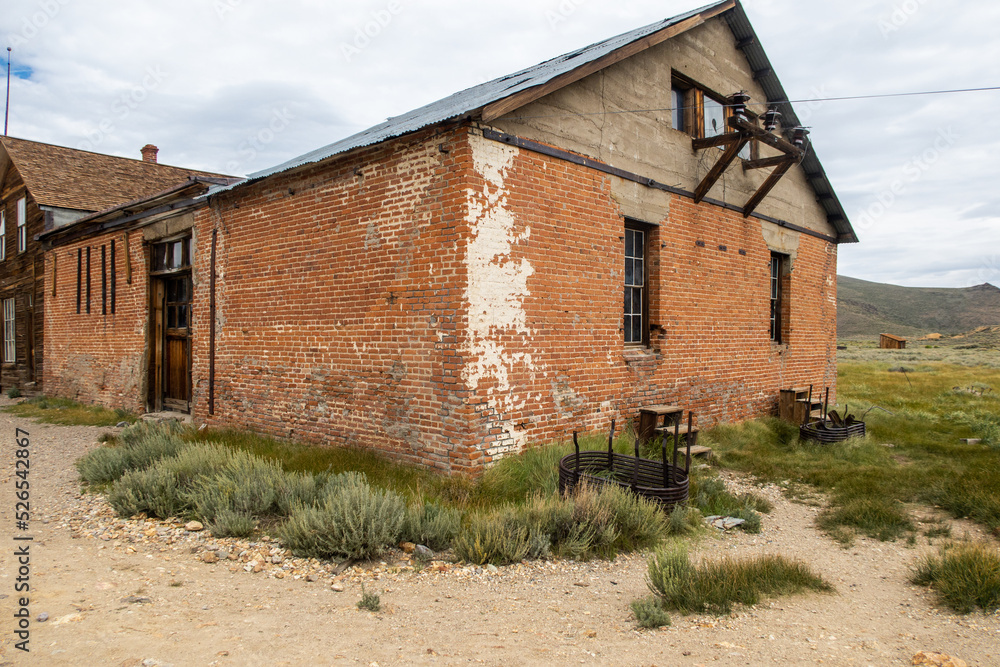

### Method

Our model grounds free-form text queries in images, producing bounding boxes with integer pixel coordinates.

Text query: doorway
[149,237,193,412]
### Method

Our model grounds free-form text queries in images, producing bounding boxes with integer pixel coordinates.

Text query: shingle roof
[0,135,229,213]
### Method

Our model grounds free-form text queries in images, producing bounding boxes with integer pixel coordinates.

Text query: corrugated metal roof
[226,1,729,188]
[220,0,855,243]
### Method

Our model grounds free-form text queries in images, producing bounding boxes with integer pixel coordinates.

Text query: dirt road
[1,410,998,666]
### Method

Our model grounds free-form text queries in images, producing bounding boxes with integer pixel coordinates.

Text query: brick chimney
[141,144,159,164]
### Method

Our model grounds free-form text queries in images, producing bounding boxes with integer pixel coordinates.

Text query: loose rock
[184,521,204,532]
[911,652,968,667]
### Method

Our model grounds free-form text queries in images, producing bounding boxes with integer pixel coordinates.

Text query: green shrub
[630,596,671,629]
[209,509,256,538]
[76,428,186,486]
[7,387,21,399]
[105,443,233,519]
[912,541,1000,613]
[275,470,331,516]
[454,507,531,565]
[592,483,668,554]
[402,502,462,551]
[665,504,702,536]
[76,447,131,486]
[647,543,832,614]
[691,477,763,533]
[107,466,186,518]
[187,450,286,521]
[278,473,407,560]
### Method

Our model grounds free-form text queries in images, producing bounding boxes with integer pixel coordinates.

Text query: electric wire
[504,85,1000,121]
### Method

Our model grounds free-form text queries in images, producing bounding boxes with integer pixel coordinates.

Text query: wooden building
[879,333,907,349]
[0,137,228,391]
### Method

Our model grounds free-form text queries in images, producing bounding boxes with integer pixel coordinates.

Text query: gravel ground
[1,404,999,666]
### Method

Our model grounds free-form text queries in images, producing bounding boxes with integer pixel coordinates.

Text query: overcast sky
[2,0,996,288]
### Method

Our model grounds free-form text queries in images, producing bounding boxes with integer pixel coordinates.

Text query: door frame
[147,235,193,413]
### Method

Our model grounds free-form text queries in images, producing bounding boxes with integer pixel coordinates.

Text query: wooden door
[162,275,192,411]
[151,274,192,412]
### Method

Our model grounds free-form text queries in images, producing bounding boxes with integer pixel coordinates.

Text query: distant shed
[880,333,907,349]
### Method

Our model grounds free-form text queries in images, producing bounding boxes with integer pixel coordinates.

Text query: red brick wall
[460,129,838,463]
[191,127,481,472]
[43,231,147,412]
[42,124,838,473]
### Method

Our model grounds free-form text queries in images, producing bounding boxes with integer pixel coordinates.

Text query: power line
[505,85,1000,121]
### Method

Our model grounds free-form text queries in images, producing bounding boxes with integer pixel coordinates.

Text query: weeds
[357,584,381,612]
[7,387,21,399]
[912,541,1000,613]
[630,596,671,629]
[646,543,832,614]
[454,507,531,566]
[401,502,462,551]
[691,477,763,533]
[4,396,138,426]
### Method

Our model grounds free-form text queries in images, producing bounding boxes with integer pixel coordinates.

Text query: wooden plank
[693,135,750,203]
[742,159,795,218]
[481,1,736,122]
[692,131,743,150]
[742,154,795,171]
[730,116,804,157]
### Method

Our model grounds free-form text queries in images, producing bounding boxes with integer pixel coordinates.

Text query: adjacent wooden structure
[879,333,906,349]
[779,386,823,425]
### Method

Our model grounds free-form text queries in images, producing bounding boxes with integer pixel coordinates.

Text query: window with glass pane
[152,238,192,272]
[0,211,5,261]
[671,88,685,132]
[624,227,645,345]
[770,252,783,343]
[16,198,26,253]
[3,297,14,362]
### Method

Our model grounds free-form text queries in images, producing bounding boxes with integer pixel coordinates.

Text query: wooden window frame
[671,73,757,161]
[624,219,652,347]
[16,197,26,254]
[769,251,787,344]
[86,246,92,314]
[3,297,14,363]
[76,249,82,314]
[110,240,116,314]
[0,211,5,261]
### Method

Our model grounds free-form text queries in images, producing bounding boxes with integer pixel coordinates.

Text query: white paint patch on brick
[464,134,535,457]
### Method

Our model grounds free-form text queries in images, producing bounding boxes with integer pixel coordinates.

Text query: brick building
[0,137,229,392]
[43,0,856,473]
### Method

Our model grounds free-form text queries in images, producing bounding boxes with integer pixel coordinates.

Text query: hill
[837,275,1000,339]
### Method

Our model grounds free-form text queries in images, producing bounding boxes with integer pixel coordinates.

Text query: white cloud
[1,0,996,287]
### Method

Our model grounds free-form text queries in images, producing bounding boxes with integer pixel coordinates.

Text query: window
[0,211,5,261]
[76,248,82,314]
[769,252,786,343]
[672,75,753,160]
[16,197,26,253]
[152,237,192,273]
[624,222,649,346]
[86,246,91,314]
[3,298,14,362]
